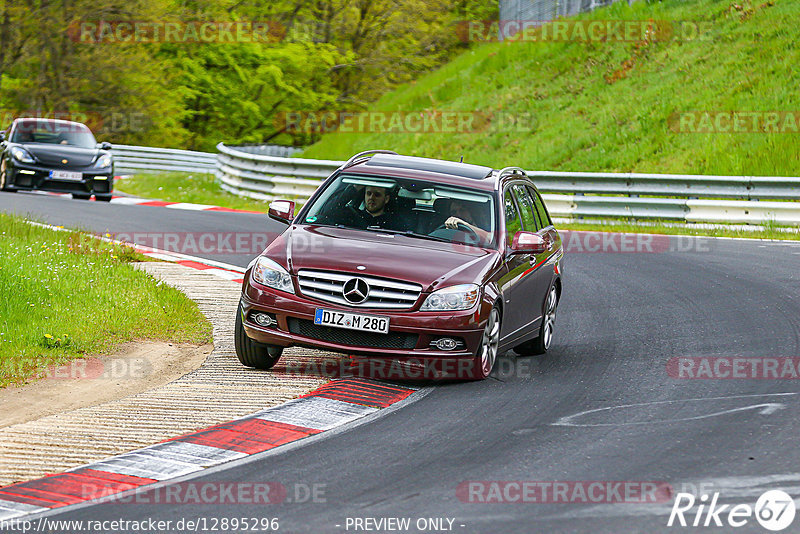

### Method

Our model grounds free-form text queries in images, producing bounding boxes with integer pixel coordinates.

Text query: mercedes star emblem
[342,277,369,304]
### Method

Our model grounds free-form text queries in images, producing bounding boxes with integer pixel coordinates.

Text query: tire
[95,194,112,202]
[468,306,501,380]
[0,159,15,192]
[72,193,91,200]
[234,304,282,370]
[515,285,558,356]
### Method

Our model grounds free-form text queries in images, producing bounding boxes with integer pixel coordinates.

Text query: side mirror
[268,200,295,224]
[510,231,547,254]
[99,141,112,150]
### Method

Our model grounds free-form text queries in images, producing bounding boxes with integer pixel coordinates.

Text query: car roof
[346,154,499,192]
[13,117,88,127]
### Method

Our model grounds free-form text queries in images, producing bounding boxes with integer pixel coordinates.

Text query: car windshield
[302,174,497,248]
[11,120,97,148]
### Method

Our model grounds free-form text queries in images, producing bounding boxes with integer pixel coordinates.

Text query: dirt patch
[0,341,212,428]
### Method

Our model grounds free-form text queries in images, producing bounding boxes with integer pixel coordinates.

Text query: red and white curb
[0,378,421,520]
[133,250,246,284]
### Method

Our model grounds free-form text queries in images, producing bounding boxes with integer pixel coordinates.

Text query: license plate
[49,170,82,181]
[314,308,389,334]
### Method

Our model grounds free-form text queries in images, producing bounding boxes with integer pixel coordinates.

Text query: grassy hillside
[301,0,800,177]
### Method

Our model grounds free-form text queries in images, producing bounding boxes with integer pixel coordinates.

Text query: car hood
[21,144,100,166]
[265,225,500,292]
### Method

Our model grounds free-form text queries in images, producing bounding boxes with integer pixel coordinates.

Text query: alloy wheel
[541,287,558,351]
[480,307,501,376]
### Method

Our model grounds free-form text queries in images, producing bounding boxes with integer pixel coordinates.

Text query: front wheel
[468,306,501,380]
[0,159,15,192]
[95,194,112,202]
[515,285,558,356]
[234,304,282,370]
[72,193,91,200]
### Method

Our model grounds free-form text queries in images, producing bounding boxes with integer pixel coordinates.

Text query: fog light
[434,338,458,351]
[253,313,275,327]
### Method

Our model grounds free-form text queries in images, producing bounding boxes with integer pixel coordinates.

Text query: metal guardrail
[231,145,302,158]
[215,142,340,199]
[527,171,800,200]
[213,143,800,225]
[112,144,216,175]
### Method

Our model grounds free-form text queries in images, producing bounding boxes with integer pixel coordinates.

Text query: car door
[529,185,562,261]
[499,183,556,346]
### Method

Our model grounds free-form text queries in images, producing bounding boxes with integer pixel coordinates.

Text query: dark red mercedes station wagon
[236,150,563,379]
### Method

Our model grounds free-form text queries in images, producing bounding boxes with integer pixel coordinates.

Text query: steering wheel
[433,221,480,241]
[345,204,362,218]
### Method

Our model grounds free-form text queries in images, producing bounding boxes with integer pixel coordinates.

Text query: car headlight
[421,284,480,311]
[10,147,34,163]
[251,256,294,293]
[96,154,112,168]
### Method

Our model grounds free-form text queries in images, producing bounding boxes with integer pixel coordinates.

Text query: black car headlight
[96,154,112,168]
[10,147,35,164]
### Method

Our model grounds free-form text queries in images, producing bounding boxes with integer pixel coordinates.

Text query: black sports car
[0,118,114,201]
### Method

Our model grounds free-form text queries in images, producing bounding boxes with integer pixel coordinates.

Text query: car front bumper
[240,279,486,361]
[8,161,113,195]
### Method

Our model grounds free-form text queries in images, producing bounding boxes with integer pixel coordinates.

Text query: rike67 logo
[668,490,796,531]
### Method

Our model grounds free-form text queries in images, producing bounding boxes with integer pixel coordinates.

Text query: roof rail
[497,166,528,179]
[341,149,398,169]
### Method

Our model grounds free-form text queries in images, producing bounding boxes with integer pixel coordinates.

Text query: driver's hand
[444,216,465,229]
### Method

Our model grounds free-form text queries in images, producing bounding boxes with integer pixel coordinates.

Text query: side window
[512,184,540,232]
[504,189,522,248]
[530,187,553,228]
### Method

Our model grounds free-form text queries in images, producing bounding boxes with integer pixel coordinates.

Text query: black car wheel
[515,285,558,356]
[72,193,91,200]
[95,194,112,202]
[0,159,15,192]
[234,304,283,370]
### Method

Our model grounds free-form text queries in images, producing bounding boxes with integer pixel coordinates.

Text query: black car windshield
[302,174,497,248]
[11,120,97,148]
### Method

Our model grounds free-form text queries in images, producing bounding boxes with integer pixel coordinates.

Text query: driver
[315,183,409,230]
[444,199,491,244]
[354,185,406,229]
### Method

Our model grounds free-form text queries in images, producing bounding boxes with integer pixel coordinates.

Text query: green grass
[0,214,213,388]
[300,0,800,177]
[116,172,274,212]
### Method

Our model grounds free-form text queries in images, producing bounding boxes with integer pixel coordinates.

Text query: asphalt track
[3,192,800,533]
